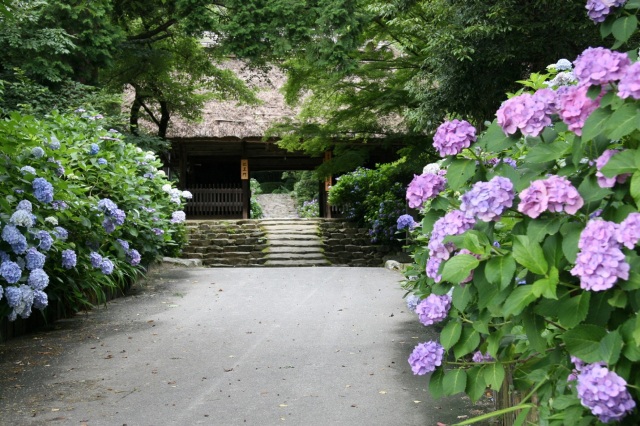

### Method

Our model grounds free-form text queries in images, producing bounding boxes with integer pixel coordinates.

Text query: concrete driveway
[0,265,492,425]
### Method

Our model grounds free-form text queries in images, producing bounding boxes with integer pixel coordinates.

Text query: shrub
[297,199,319,218]
[0,109,187,319]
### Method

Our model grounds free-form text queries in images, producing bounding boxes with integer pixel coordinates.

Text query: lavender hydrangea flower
[618,61,640,99]
[52,201,68,211]
[408,341,445,375]
[574,47,630,87]
[33,290,48,310]
[61,249,77,269]
[496,89,556,137]
[170,211,186,224]
[88,143,100,155]
[571,220,629,291]
[518,175,585,219]
[10,210,34,228]
[586,0,627,23]
[426,210,476,282]
[433,119,477,156]
[25,248,46,270]
[52,227,68,240]
[36,230,53,251]
[596,150,631,188]
[406,172,447,209]
[97,198,118,215]
[576,363,636,423]
[102,218,116,234]
[117,239,130,250]
[416,294,452,326]
[0,261,22,284]
[406,294,421,312]
[152,228,164,236]
[2,225,23,245]
[27,269,48,291]
[20,166,36,175]
[100,258,114,274]
[14,200,31,213]
[617,213,640,249]
[31,147,45,158]
[397,214,418,231]
[48,136,60,150]
[557,85,602,136]
[126,249,141,266]
[112,209,126,226]
[89,252,103,268]
[97,158,108,165]
[32,177,54,203]
[460,176,514,222]
[472,351,495,363]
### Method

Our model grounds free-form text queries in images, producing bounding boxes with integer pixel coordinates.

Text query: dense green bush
[0,109,187,319]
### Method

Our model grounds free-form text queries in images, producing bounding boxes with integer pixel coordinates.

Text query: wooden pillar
[179,143,187,188]
[241,158,250,219]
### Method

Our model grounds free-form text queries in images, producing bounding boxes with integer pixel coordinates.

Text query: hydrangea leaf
[608,290,628,308]
[620,318,640,361]
[483,362,505,391]
[452,283,474,311]
[446,159,476,191]
[420,210,441,236]
[581,107,610,142]
[634,313,640,347]
[428,368,445,399]
[552,395,581,410]
[560,325,607,363]
[599,330,623,365]
[443,368,467,396]
[523,310,547,353]
[527,217,564,243]
[465,366,487,403]
[585,292,614,327]
[453,326,480,359]
[605,103,640,140]
[532,269,558,300]
[600,149,638,177]
[626,0,640,9]
[525,140,568,164]
[502,285,536,317]
[478,120,515,152]
[631,171,640,209]
[557,292,591,329]
[612,15,638,46]
[440,320,462,350]
[512,235,548,275]
[484,254,516,290]
[441,254,479,284]
[476,264,502,309]
[560,222,583,263]
[472,309,491,335]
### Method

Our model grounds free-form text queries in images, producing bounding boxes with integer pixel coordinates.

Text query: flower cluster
[416,294,451,326]
[426,210,476,282]
[89,143,100,155]
[97,198,126,233]
[61,249,77,269]
[586,0,627,23]
[408,341,445,375]
[595,150,631,188]
[618,61,640,99]
[575,362,636,423]
[556,85,602,135]
[405,294,421,312]
[433,119,476,157]
[406,172,447,209]
[472,351,495,363]
[32,178,54,204]
[574,47,630,86]
[496,89,556,137]
[460,176,514,222]
[571,219,630,291]
[518,175,584,218]
[397,214,418,231]
[170,211,186,224]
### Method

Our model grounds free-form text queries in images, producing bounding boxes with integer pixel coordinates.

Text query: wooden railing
[184,184,243,217]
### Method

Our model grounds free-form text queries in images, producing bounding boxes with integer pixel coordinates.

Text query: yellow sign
[241,159,249,180]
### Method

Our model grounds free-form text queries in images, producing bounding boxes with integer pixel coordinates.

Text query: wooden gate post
[241,158,250,219]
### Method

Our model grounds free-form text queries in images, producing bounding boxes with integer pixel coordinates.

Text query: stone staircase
[182,219,393,267]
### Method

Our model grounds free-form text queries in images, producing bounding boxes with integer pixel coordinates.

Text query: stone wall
[318,219,392,267]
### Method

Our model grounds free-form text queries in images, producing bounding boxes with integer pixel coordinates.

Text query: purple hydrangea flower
[557,85,602,136]
[25,248,46,270]
[112,209,126,226]
[618,61,640,100]
[32,177,54,203]
[4,286,21,307]
[433,119,477,157]
[571,220,629,291]
[89,252,103,268]
[97,198,118,216]
[20,166,36,175]
[97,158,108,165]
[576,363,636,423]
[117,239,130,250]
[27,269,49,291]
[127,249,141,266]
[102,218,116,234]
[426,210,476,282]
[31,147,45,158]
[406,172,447,209]
[596,150,631,188]
[518,175,584,218]
[397,214,418,231]
[170,211,186,224]
[36,231,53,251]
[617,212,640,249]
[100,258,114,275]
[52,201,68,211]
[152,228,164,236]
[574,47,630,87]
[52,227,68,240]
[0,261,22,284]
[7,284,35,320]
[17,200,32,212]
[472,351,495,363]
[408,341,445,375]
[61,249,77,269]
[460,176,514,222]
[88,143,100,155]
[10,210,34,228]
[406,294,421,312]
[496,89,556,137]
[502,158,517,168]
[416,294,452,326]
[33,290,48,310]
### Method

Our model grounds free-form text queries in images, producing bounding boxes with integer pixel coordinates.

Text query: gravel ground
[255,194,299,218]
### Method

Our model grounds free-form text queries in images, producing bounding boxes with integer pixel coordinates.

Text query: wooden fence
[184,184,244,217]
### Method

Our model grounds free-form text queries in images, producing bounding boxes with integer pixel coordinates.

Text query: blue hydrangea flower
[100,258,114,274]
[49,136,61,150]
[32,177,54,203]
[406,294,421,312]
[36,230,53,251]
[0,285,3,302]
[61,249,77,269]
[112,209,126,226]
[102,218,116,234]
[31,147,45,158]
[117,239,130,250]
[144,172,154,179]
[88,143,100,155]
[397,214,418,231]
[11,237,28,255]
[33,290,48,309]
[89,252,103,268]
[27,269,49,291]
[4,286,21,307]
[25,248,46,270]
[0,261,22,284]
[2,225,22,245]
[127,249,141,266]
[52,227,68,240]
[97,198,118,216]
[170,211,186,224]
[10,210,34,228]
[152,228,164,236]
[0,251,9,262]
[52,201,68,211]
[17,200,33,212]
[20,166,36,176]
[97,158,108,165]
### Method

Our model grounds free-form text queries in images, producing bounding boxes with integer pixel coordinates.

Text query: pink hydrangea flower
[496,89,556,137]
[618,61,640,100]
[518,175,583,218]
[595,149,631,188]
[406,172,447,209]
[574,47,630,86]
[556,85,602,136]
[617,212,640,249]
[433,119,476,157]
[517,180,549,219]
[416,294,452,326]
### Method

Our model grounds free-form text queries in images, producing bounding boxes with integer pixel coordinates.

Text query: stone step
[262,259,331,267]
[264,252,327,260]
[267,239,323,247]
[265,246,324,254]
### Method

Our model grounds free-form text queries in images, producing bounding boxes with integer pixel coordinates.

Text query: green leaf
[527,217,563,243]
[484,254,516,290]
[476,264,501,309]
[561,325,608,362]
[634,313,640,347]
[581,107,610,142]
[525,140,568,163]
[503,285,536,317]
[620,317,640,361]
[608,290,628,308]
[453,326,481,359]
[523,310,547,353]
[80,216,92,228]
[483,363,505,391]
[534,267,559,299]
[631,171,640,209]
[512,235,548,275]
[558,292,591,329]
[612,15,638,45]
[428,368,445,399]
[606,103,640,140]
[466,366,487,403]
[452,283,474,311]
[560,222,583,263]
[421,210,441,235]
[600,149,638,177]
[552,395,580,410]
[441,254,479,284]
[462,231,491,255]
[443,369,467,396]
[479,120,516,152]
[577,175,613,203]
[440,320,462,350]
[599,330,623,364]
[447,159,476,191]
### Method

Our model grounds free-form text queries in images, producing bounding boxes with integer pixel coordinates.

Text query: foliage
[297,199,319,218]
[402,3,640,424]
[250,178,264,219]
[0,110,187,320]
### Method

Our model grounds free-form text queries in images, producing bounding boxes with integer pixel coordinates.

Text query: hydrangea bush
[0,110,187,320]
[401,2,640,423]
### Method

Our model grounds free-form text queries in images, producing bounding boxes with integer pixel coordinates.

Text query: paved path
[0,265,490,425]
